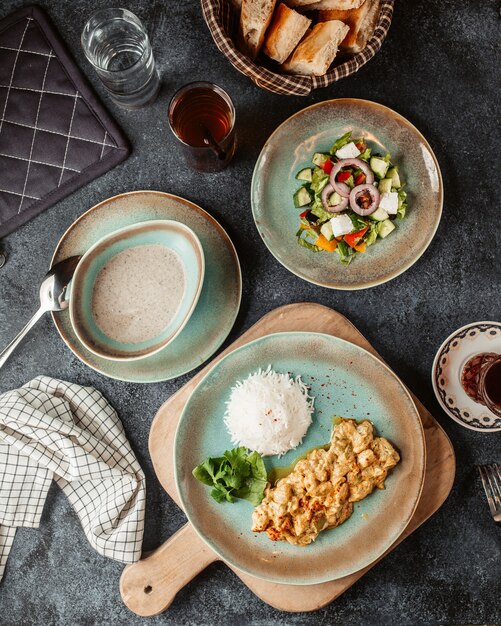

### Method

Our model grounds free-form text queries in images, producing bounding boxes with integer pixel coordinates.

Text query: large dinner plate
[175,332,426,585]
[51,191,241,383]
[251,99,443,290]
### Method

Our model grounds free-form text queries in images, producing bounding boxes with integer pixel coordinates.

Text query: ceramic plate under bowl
[432,321,501,432]
[251,99,443,290]
[70,220,204,361]
[51,191,241,383]
[175,332,426,585]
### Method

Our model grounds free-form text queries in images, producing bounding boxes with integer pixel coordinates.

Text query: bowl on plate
[69,220,205,361]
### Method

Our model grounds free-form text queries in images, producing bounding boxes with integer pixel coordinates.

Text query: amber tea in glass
[168,82,236,172]
[462,352,501,417]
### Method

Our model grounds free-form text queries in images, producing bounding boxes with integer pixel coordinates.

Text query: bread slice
[282,20,349,76]
[286,0,365,9]
[263,4,312,64]
[320,0,380,53]
[239,0,277,60]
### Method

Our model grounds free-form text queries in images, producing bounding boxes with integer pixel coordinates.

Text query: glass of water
[81,8,160,109]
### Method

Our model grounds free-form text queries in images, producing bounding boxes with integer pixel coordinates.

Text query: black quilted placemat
[0,5,130,238]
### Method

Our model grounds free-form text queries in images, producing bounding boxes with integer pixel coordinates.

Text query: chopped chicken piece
[251,418,400,546]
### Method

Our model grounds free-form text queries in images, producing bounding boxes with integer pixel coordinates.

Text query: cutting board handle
[120,523,216,616]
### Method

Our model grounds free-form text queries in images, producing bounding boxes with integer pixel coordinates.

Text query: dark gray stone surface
[0,0,500,624]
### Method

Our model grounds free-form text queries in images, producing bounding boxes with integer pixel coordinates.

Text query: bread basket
[201,0,394,96]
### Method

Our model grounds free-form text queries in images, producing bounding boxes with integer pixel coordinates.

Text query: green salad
[293,131,407,265]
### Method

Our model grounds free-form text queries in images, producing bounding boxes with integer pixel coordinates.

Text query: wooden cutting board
[120,304,456,616]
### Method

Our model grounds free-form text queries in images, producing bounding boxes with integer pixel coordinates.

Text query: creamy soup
[92,244,186,344]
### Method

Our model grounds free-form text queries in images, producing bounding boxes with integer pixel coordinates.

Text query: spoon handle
[0,306,46,369]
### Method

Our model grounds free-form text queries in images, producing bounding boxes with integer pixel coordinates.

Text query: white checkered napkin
[0,377,146,582]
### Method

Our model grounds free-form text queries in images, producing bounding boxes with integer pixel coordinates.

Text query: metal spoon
[0,255,81,369]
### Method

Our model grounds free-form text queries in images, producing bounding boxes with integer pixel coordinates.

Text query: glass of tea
[462,353,501,417]
[478,355,501,417]
[168,82,236,172]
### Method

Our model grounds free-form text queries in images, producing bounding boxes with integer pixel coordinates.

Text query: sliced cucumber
[368,207,390,222]
[377,219,396,238]
[387,167,401,188]
[320,221,334,241]
[296,167,313,182]
[370,157,390,179]
[312,152,329,167]
[293,186,313,208]
[378,178,393,194]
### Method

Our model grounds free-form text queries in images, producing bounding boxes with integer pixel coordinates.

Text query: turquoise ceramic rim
[50,191,242,383]
[251,98,444,290]
[174,330,426,584]
[68,220,205,362]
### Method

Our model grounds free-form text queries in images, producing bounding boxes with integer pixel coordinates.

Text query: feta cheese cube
[335,142,361,160]
[330,214,354,237]
[378,191,399,215]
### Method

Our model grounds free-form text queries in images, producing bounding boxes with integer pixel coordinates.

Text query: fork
[478,464,501,523]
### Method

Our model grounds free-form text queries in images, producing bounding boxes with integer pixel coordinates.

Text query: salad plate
[174,331,426,585]
[251,99,443,290]
[51,191,241,383]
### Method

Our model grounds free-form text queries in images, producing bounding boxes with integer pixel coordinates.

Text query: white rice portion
[224,366,314,456]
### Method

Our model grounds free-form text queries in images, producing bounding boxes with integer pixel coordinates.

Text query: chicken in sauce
[251,418,400,546]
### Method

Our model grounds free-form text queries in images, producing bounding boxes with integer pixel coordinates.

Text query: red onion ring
[349,184,380,216]
[330,157,375,197]
[321,183,349,213]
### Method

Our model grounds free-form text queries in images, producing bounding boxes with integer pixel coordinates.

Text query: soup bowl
[69,220,205,361]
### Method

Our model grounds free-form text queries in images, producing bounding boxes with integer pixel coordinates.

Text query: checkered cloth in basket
[201,0,394,95]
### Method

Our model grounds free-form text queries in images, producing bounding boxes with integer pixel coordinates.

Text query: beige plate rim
[175,330,427,585]
[251,98,444,290]
[50,190,242,383]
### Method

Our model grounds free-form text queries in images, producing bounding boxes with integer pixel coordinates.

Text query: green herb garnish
[192,447,267,505]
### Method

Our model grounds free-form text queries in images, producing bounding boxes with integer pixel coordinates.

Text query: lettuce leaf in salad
[397,189,407,219]
[310,199,335,223]
[343,173,355,189]
[330,131,352,155]
[359,146,372,162]
[297,229,322,252]
[365,222,379,246]
[336,240,356,265]
[310,167,329,194]
[347,211,368,232]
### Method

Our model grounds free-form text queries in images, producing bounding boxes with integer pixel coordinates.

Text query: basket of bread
[201,0,393,95]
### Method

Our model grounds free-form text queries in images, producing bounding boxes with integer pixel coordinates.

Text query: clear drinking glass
[168,82,236,172]
[81,8,160,109]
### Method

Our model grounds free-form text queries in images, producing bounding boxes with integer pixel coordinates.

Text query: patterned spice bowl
[201,0,394,95]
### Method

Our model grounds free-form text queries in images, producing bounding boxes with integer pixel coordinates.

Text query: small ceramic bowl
[69,220,205,361]
[432,321,501,432]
